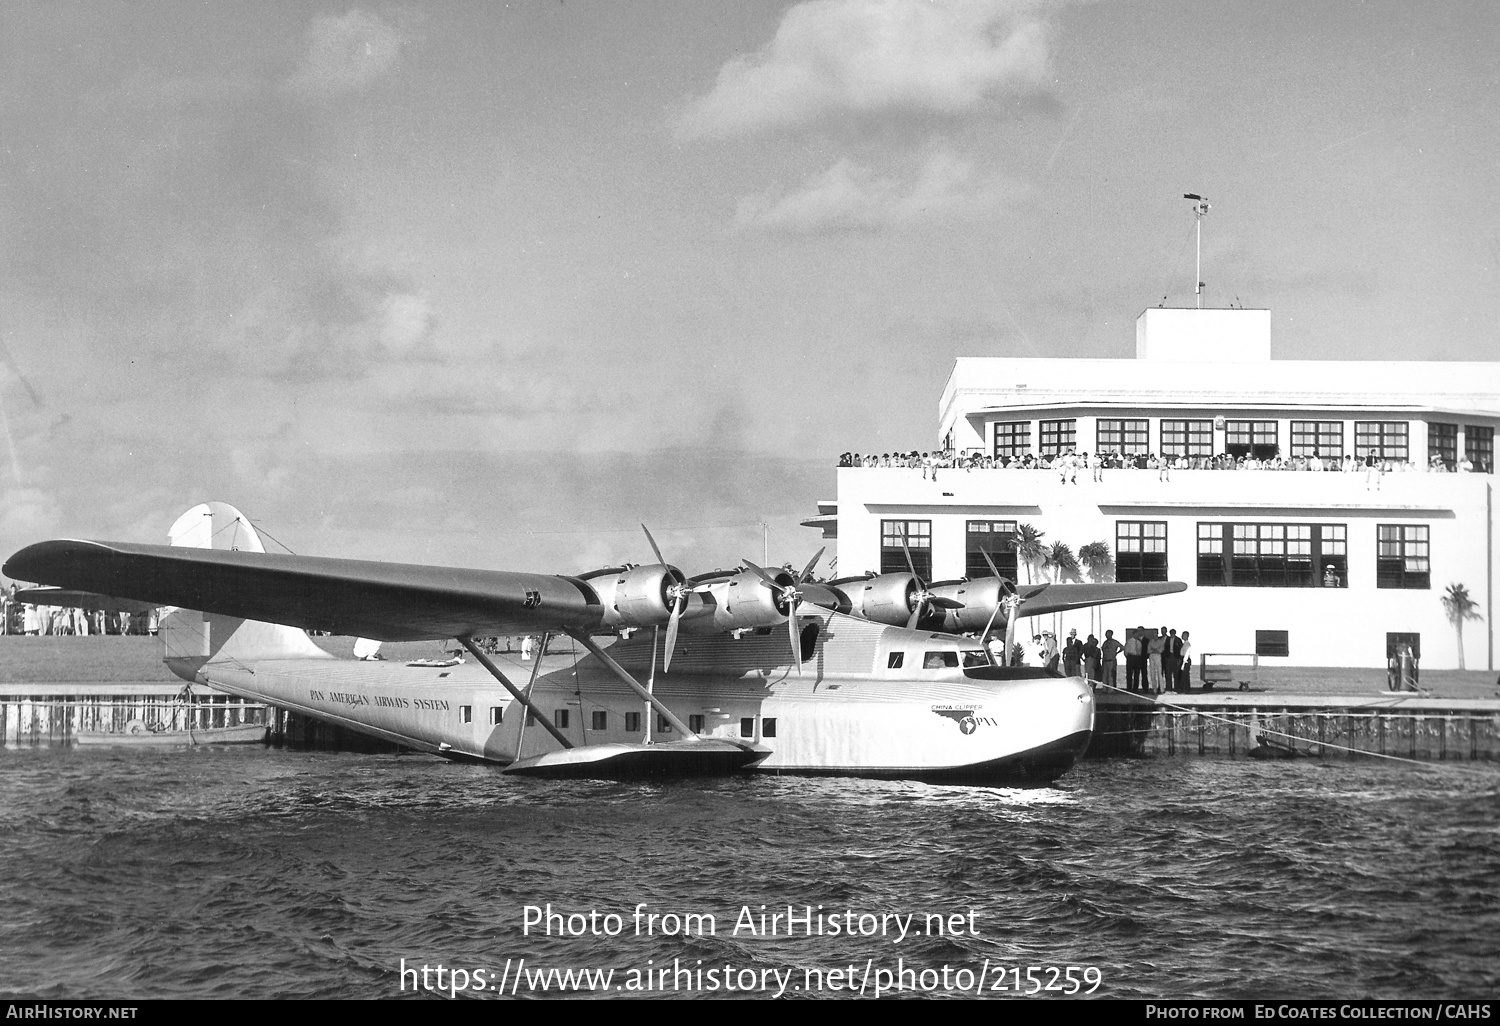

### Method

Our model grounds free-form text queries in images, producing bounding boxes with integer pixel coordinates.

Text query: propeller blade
[929,595,963,610]
[899,526,918,579]
[979,599,1004,667]
[788,607,802,677]
[906,601,923,631]
[740,557,777,587]
[663,592,684,673]
[641,524,667,567]
[798,546,825,584]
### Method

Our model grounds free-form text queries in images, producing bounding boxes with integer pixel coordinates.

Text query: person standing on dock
[1147,627,1167,693]
[1124,627,1145,691]
[1163,629,1183,693]
[1063,629,1082,677]
[1177,631,1193,691]
[1083,634,1102,684]
[1101,629,1122,689]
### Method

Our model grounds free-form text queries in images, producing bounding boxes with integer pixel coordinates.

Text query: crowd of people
[996,624,1194,693]
[0,585,158,635]
[839,449,1486,480]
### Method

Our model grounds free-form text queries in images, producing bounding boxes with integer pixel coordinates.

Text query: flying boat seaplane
[4,502,1184,783]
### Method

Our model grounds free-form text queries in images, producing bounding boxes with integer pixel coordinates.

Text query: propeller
[741,556,810,676]
[641,525,694,673]
[898,526,963,630]
[976,548,1022,665]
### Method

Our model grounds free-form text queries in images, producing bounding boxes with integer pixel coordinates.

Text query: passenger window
[762,718,777,738]
[887,652,905,669]
[923,651,959,669]
[961,651,989,668]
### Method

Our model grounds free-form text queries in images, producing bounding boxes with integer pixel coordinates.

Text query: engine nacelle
[931,577,1008,634]
[707,568,795,631]
[592,565,681,628]
[845,573,919,627]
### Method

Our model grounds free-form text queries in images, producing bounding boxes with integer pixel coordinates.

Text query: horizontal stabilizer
[1017,581,1187,618]
[3,539,604,642]
[11,587,159,615]
[503,739,769,779]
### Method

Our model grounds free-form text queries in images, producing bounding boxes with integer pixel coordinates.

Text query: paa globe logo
[931,706,993,735]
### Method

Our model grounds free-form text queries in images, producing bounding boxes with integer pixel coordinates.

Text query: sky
[1,0,1496,579]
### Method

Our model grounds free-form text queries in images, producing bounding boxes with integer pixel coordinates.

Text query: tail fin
[161,502,330,681]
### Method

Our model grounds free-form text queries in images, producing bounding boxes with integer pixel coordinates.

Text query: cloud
[376,292,435,353]
[285,9,407,98]
[678,0,1053,139]
[734,149,1018,233]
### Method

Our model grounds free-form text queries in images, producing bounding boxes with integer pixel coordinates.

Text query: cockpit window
[960,650,990,668]
[923,651,959,669]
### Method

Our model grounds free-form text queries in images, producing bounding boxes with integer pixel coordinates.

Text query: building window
[591,710,607,731]
[1290,421,1344,459]
[740,717,755,738]
[625,711,641,733]
[881,520,931,577]
[762,718,777,738]
[554,709,570,729]
[1197,523,1345,588]
[966,520,1018,580]
[1116,521,1167,582]
[1464,425,1493,473]
[657,714,673,733]
[1225,420,1278,459]
[688,714,705,733]
[489,706,504,725]
[1161,420,1214,458]
[1385,632,1421,660]
[993,421,1031,460]
[460,705,472,724]
[1097,419,1149,455]
[1039,419,1076,457]
[1255,630,1290,658]
[1355,421,1409,462]
[1319,525,1348,588]
[1377,525,1430,589]
[1428,422,1458,470]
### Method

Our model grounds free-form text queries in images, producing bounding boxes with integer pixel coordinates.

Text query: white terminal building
[811,307,1500,670]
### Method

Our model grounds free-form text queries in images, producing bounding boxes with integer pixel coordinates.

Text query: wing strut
[565,629,698,741]
[457,637,573,750]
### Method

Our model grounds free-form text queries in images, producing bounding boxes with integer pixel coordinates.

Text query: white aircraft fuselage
[173,609,1094,783]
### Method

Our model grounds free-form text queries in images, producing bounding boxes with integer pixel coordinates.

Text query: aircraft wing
[1016,581,1187,619]
[3,540,605,642]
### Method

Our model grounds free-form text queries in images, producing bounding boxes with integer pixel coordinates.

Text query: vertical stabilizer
[161,502,330,681]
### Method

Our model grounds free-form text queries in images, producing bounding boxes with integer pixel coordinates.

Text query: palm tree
[1077,541,1115,637]
[1043,541,1080,640]
[1077,541,1115,583]
[1045,541,1081,583]
[1013,524,1045,585]
[1440,583,1484,670]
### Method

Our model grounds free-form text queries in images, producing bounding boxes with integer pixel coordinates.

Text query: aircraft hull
[174,652,1095,785]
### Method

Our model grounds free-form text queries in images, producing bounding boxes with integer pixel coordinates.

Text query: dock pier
[1092,690,1500,761]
